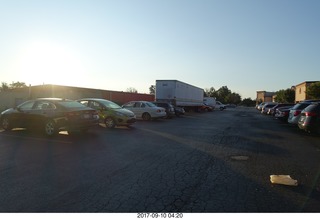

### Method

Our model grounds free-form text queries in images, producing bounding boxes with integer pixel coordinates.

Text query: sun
[17,40,87,86]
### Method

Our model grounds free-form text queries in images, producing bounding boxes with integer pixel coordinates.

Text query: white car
[122,101,166,120]
[216,101,226,110]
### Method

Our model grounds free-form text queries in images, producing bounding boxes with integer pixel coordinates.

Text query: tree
[226,92,242,104]
[306,82,320,99]
[1,81,27,92]
[274,88,295,103]
[216,86,231,103]
[126,87,138,93]
[205,86,242,104]
[204,87,217,97]
[149,85,155,95]
[10,81,27,89]
[241,98,256,107]
[0,82,9,92]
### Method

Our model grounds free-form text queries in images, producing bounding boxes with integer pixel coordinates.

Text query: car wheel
[105,117,116,128]
[142,113,151,121]
[1,116,12,131]
[44,120,57,136]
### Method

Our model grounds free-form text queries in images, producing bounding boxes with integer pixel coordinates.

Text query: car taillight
[305,112,317,117]
[293,110,301,116]
[157,109,161,113]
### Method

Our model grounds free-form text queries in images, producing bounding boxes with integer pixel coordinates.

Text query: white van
[203,97,216,110]
[216,101,226,110]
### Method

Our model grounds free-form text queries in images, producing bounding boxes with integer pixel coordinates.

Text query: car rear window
[303,103,320,112]
[292,103,310,110]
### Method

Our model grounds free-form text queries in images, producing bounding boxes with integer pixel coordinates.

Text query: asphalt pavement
[0,107,320,212]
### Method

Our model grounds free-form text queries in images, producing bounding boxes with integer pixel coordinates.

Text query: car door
[133,102,144,118]
[89,100,106,121]
[30,100,57,128]
[13,100,36,127]
[123,102,136,114]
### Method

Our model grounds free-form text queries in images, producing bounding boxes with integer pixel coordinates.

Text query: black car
[267,103,295,116]
[174,106,185,117]
[298,102,320,134]
[152,102,175,118]
[274,106,293,122]
[0,98,99,136]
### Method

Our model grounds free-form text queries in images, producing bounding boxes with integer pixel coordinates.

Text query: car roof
[78,98,109,101]
[36,98,70,101]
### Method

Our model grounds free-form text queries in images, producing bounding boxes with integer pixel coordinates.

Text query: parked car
[256,102,267,111]
[152,102,175,118]
[261,102,278,114]
[298,102,320,134]
[226,104,237,108]
[0,98,99,136]
[199,103,213,112]
[122,101,166,121]
[267,103,295,116]
[274,106,293,122]
[78,98,136,128]
[174,106,185,117]
[216,101,226,110]
[288,102,314,125]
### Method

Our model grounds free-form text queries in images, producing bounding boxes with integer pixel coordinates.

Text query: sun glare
[17,41,86,86]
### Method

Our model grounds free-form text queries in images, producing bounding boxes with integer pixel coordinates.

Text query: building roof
[295,81,319,87]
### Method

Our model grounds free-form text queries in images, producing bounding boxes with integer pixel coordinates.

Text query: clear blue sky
[1,0,319,99]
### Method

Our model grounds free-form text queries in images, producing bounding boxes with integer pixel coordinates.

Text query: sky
[0,0,319,99]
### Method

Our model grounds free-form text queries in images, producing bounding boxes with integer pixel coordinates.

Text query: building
[294,81,319,103]
[0,84,155,112]
[256,91,276,104]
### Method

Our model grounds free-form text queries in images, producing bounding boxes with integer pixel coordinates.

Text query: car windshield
[145,102,157,107]
[100,100,121,109]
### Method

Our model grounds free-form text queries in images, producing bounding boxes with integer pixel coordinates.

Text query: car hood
[115,108,135,116]
[1,108,16,115]
[154,107,165,111]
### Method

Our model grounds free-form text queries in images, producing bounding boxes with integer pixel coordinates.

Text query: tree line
[0,81,27,92]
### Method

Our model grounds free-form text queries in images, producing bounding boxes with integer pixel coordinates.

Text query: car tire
[105,117,116,128]
[142,113,151,121]
[44,120,57,136]
[1,116,12,131]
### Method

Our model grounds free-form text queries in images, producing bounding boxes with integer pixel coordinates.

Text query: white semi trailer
[155,80,204,111]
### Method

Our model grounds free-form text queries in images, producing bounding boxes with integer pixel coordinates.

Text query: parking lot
[0,107,320,212]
